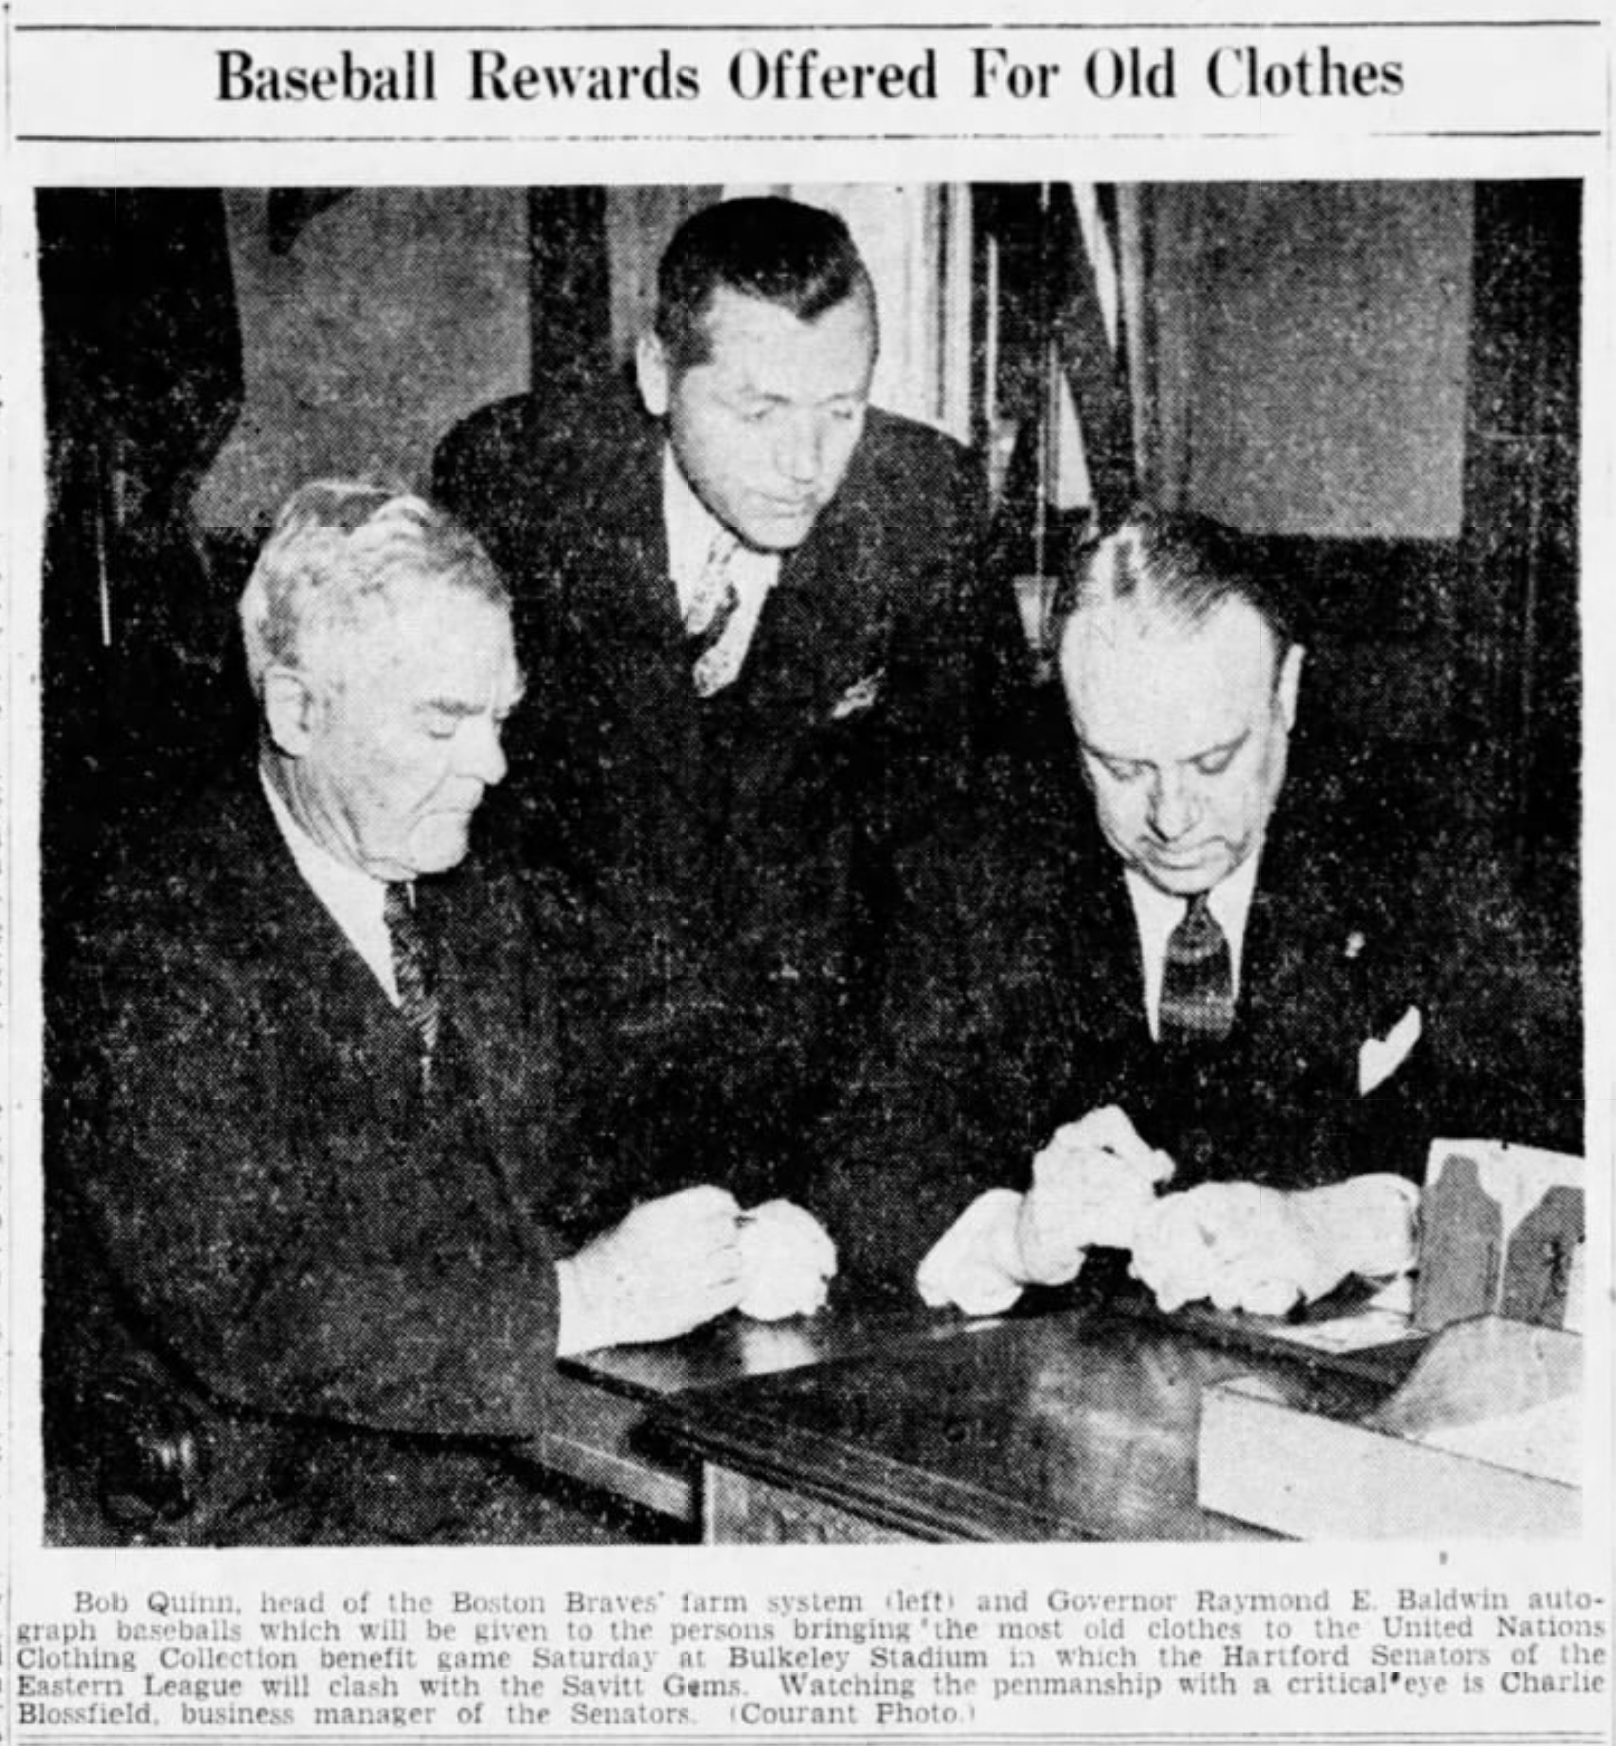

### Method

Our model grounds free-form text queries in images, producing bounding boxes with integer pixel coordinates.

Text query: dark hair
[653,196,876,374]
[1059,508,1300,656]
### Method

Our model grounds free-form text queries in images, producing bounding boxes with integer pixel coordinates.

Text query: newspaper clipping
[3,3,1612,1744]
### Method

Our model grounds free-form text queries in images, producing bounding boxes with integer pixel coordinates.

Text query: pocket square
[830,668,884,720]
[1358,1005,1423,1096]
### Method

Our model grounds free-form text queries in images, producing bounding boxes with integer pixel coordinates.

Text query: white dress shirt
[260,765,400,1004]
[1124,848,1262,1039]
[663,446,779,677]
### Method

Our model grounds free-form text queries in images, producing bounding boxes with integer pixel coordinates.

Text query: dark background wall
[1151,182,1473,540]
[195,188,531,535]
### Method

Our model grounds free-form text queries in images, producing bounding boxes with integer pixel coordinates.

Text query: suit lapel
[222,792,419,1154]
[1237,799,1369,1096]
[424,870,557,1231]
[794,410,907,687]
[1040,806,1153,1113]
[717,567,833,823]
[716,478,897,831]
[752,493,879,707]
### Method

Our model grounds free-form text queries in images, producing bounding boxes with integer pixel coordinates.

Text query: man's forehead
[698,285,875,377]
[355,584,516,688]
[1064,598,1280,750]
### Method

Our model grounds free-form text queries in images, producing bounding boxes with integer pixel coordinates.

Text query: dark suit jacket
[47,776,632,1539]
[811,769,1583,1293]
[434,386,1026,1197]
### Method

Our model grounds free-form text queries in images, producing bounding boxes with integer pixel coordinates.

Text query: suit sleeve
[805,827,1068,1294]
[62,931,567,1442]
[878,428,1031,802]
[430,399,605,876]
[1414,842,1582,1155]
[429,396,537,583]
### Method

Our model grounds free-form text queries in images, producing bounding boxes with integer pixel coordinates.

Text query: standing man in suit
[48,482,833,1544]
[813,510,1580,1311]
[436,195,1025,1208]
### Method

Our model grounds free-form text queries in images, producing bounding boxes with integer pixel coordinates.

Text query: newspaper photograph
[2,3,1611,1743]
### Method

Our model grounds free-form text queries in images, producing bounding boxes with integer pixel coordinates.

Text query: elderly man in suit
[47,482,834,1544]
[434,196,1025,1210]
[812,510,1580,1312]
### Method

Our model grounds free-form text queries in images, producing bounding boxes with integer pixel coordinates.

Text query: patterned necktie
[384,881,441,1088]
[684,529,744,697]
[1158,892,1236,1048]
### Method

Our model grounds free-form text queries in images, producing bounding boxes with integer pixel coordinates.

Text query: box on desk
[1198,1317,1581,1538]
[1412,1141,1584,1333]
[1196,1141,1584,1539]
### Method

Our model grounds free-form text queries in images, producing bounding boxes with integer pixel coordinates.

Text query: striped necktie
[1158,892,1235,1048]
[684,530,744,697]
[384,881,441,1088]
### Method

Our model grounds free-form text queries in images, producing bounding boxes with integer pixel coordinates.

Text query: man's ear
[262,666,319,758]
[1277,642,1305,731]
[635,331,672,419]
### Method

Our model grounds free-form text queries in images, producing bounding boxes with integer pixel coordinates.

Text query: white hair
[237,480,508,696]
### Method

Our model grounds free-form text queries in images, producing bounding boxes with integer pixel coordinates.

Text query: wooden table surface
[636,1294,1414,1541]
[537,1292,972,1522]
[559,1291,974,1402]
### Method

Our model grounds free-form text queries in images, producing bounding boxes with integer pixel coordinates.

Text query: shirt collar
[1125,842,1263,983]
[661,444,780,604]
[662,443,715,593]
[259,761,390,925]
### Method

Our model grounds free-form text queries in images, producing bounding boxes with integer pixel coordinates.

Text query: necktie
[384,881,441,1089]
[1158,892,1235,1048]
[684,530,744,697]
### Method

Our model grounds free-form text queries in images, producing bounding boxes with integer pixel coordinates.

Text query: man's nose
[460,718,508,788]
[1148,770,1198,841]
[773,411,825,486]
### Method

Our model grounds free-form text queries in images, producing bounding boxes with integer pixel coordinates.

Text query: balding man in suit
[812,510,1579,1313]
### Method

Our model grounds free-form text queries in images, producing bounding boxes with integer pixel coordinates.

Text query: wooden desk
[535,1298,968,1527]
[648,1302,1410,1543]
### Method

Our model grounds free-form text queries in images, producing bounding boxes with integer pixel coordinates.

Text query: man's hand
[1130,1184,1314,1315]
[1130,1175,1419,1316]
[1291,1174,1421,1288]
[736,1200,837,1321]
[559,1186,744,1353]
[916,1189,1028,1316]
[1016,1106,1175,1286]
[916,1108,1174,1314]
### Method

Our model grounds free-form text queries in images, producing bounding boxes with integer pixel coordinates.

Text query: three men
[47,203,1582,1539]
[436,196,1025,1207]
[48,483,830,1544]
[812,510,1580,1310]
